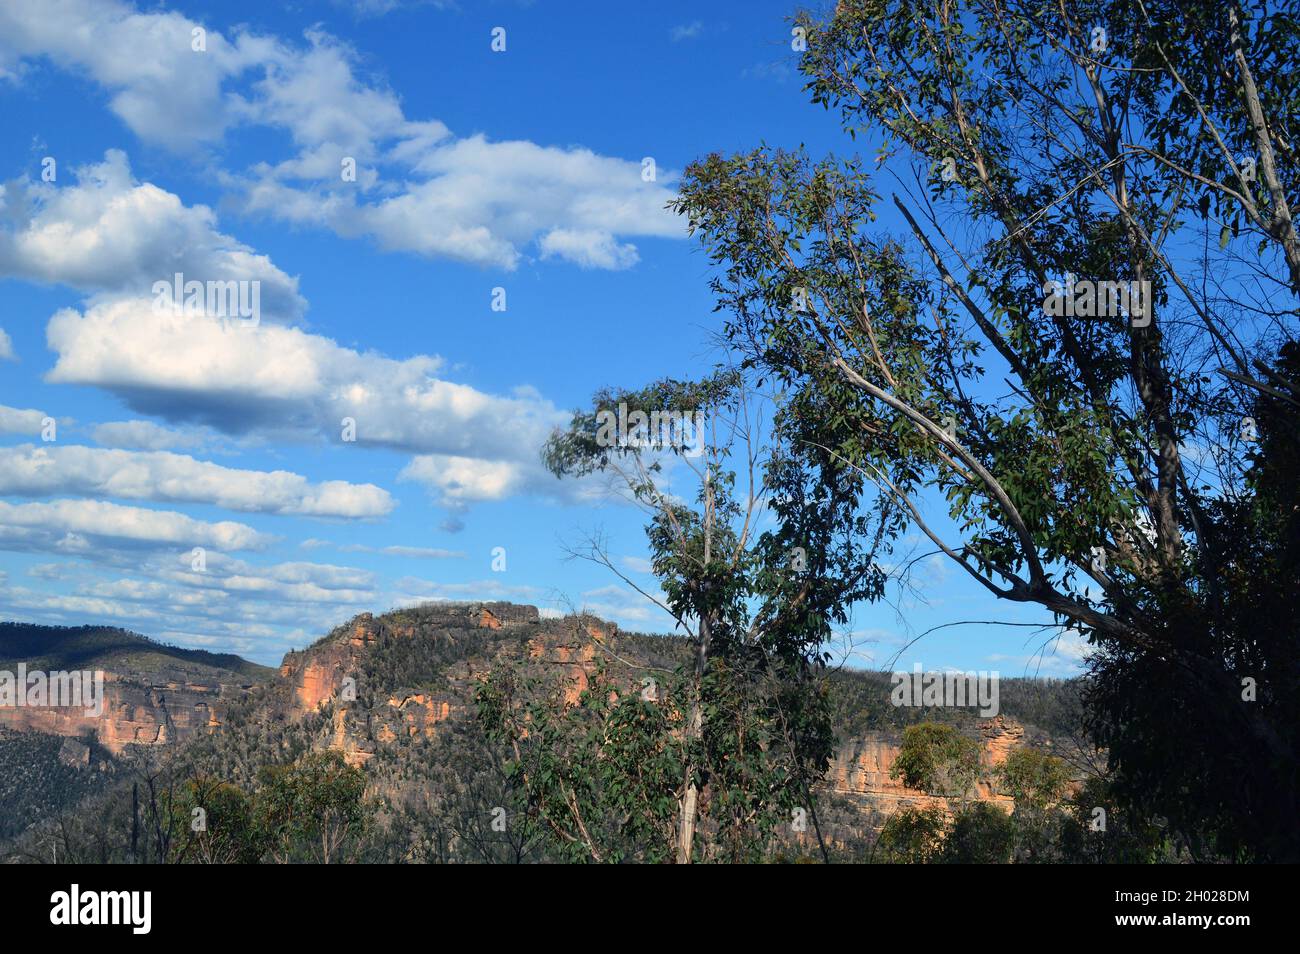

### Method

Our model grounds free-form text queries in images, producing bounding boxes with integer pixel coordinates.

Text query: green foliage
[0,730,115,842]
[876,806,946,863]
[1055,777,1180,864]
[942,803,1016,863]
[478,662,683,863]
[998,748,1073,810]
[165,777,262,864]
[254,751,367,864]
[535,361,882,862]
[672,0,1300,861]
[890,723,981,798]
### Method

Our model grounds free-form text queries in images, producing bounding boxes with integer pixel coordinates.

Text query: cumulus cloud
[0,150,304,320]
[0,499,269,552]
[0,327,14,360]
[0,403,48,436]
[91,419,208,451]
[0,0,274,145]
[242,135,677,270]
[398,454,528,504]
[0,1,681,271]
[44,302,567,495]
[0,444,394,517]
[539,228,640,271]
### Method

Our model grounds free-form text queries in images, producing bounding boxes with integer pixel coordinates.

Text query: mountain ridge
[0,601,1084,859]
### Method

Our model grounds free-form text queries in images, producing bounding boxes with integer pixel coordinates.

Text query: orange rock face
[0,672,240,754]
[828,720,1022,821]
[279,614,376,713]
[277,602,542,766]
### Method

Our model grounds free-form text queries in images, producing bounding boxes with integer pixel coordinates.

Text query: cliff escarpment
[1,605,1080,851]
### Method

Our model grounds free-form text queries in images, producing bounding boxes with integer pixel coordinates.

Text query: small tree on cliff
[890,722,982,801]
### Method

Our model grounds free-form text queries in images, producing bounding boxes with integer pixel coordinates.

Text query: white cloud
[0,403,47,436]
[0,0,275,146]
[741,61,794,83]
[332,0,453,18]
[0,586,163,622]
[44,302,568,499]
[76,549,377,604]
[391,576,546,605]
[984,627,1092,676]
[242,135,677,270]
[0,2,682,271]
[92,419,207,451]
[539,228,639,270]
[398,454,527,504]
[1052,628,1093,664]
[0,499,268,551]
[576,583,669,625]
[0,327,14,360]
[0,548,379,663]
[302,538,465,559]
[0,443,394,517]
[373,545,462,559]
[0,150,304,320]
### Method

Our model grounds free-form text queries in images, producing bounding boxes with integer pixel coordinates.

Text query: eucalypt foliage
[477,370,893,862]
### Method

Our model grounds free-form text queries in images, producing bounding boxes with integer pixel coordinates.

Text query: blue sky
[0,0,1084,676]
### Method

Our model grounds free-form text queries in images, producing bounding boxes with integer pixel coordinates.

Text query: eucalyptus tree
[673,0,1299,859]
[484,371,890,862]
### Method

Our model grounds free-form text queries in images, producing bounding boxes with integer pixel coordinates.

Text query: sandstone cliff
[828,716,1027,818]
[0,622,272,754]
[275,601,616,765]
[272,603,1044,818]
[2,606,1062,819]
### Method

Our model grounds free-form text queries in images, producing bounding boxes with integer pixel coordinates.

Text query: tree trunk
[676,462,715,864]
[675,615,710,864]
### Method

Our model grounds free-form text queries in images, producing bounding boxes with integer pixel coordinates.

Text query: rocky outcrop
[0,669,252,755]
[57,736,92,769]
[827,715,1038,822]
[279,602,539,714]
[278,602,544,766]
[279,604,1047,808]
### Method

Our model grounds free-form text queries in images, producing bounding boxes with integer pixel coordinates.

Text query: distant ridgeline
[0,622,271,678]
